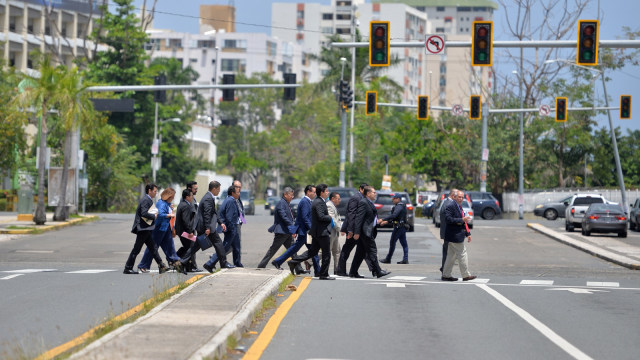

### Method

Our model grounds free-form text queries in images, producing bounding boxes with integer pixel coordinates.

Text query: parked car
[533,196,572,220]
[290,198,302,218]
[467,191,501,220]
[374,191,415,232]
[629,198,640,231]
[327,187,358,218]
[240,190,255,215]
[564,194,608,232]
[434,199,473,229]
[581,203,627,237]
[421,199,436,218]
[266,196,279,215]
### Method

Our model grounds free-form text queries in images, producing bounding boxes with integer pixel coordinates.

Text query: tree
[0,68,28,178]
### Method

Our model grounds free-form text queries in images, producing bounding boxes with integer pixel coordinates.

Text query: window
[267,41,277,57]
[336,13,351,20]
[436,27,445,33]
[458,7,471,11]
[322,13,333,20]
[297,10,304,18]
[198,40,215,48]
[321,27,333,34]
[168,39,182,48]
[223,39,247,50]
[221,59,247,73]
[440,63,446,74]
[436,6,445,11]
[444,17,452,23]
[144,39,161,51]
[336,28,350,34]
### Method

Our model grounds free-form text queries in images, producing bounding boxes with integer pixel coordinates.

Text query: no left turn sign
[425,34,445,55]
[451,104,464,116]
[539,104,551,117]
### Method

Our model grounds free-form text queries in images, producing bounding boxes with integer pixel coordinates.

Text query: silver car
[374,191,415,232]
[581,203,627,237]
[434,200,473,229]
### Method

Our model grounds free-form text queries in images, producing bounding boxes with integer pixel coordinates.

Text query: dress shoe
[319,276,336,280]
[222,263,235,269]
[397,260,409,264]
[123,268,139,274]
[287,261,296,275]
[158,265,169,274]
[379,258,391,264]
[349,273,365,278]
[463,275,477,281]
[189,268,203,273]
[296,269,310,275]
[203,263,214,273]
[376,270,391,278]
[236,263,244,268]
[335,272,349,277]
[271,260,284,270]
[441,276,458,281]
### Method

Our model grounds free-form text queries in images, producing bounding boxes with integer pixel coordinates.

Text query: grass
[6,225,36,230]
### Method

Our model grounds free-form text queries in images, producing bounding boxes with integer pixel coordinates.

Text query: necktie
[236,198,246,224]
[459,204,469,233]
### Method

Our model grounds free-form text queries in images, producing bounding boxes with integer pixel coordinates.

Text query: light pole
[512,70,524,219]
[545,59,628,212]
[339,57,347,187]
[152,117,180,183]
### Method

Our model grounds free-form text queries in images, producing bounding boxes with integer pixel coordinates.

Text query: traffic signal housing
[417,95,429,120]
[555,97,568,122]
[620,95,632,119]
[339,80,353,109]
[222,74,235,101]
[471,21,493,66]
[369,21,390,67]
[577,20,599,66]
[365,91,377,115]
[469,95,481,120]
[283,73,296,101]
[154,75,166,103]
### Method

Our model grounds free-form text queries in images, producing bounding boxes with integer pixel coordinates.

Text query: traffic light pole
[601,73,628,212]
[480,104,488,193]
[339,58,347,188]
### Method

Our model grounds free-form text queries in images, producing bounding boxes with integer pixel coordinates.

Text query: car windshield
[461,200,471,208]
[376,194,395,205]
[240,190,250,200]
[588,203,623,213]
[574,197,604,206]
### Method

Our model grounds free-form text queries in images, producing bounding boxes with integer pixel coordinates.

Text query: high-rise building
[200,5,235,34]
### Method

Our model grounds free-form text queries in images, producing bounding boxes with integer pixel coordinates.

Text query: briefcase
[196,234,213,250]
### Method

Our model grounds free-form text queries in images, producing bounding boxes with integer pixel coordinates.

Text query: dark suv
[467,191,501,220]
[374,191,415,232]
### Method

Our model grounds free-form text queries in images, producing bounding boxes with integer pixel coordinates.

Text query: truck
[564,194,608,232]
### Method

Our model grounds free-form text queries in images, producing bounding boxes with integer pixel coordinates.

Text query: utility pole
[339,57,347,188]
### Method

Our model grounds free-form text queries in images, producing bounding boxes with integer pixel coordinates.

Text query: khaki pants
[443,241,471,278]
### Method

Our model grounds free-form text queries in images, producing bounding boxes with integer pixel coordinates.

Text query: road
[1,208,639,359]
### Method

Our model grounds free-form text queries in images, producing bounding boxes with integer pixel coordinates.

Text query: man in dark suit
[439,190,457,273]
[271,185,318,274]
[336,183,374,276]
[350,186,390,278]
[257,187,297,268]
[181,180,234,273]
[287,184,334,280]
[124,184,168,274]
[175,188,199,272]
[442,190,476,281]
[205,185,243,267]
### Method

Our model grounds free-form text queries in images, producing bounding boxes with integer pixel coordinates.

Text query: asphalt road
[1,208,639,359]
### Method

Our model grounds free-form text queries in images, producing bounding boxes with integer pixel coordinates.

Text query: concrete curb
[189,270,291,360]
[527,223,640,270]
[0,215,98,234]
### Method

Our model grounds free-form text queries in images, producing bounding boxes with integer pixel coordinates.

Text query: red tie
[459,204,470,233]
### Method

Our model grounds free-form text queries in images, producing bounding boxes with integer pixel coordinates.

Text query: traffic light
[339,80,353,109]
[417,95,429,120]
[283,73,296,101]
[365,91,377,115]
[154,75,166,103]
[222,74,235,101]
[577,20,599,66]
[620,95,632,119]
[469,95,481,120]
[369,21,390,67]
[471,21,493,66]
[555,97,568,122]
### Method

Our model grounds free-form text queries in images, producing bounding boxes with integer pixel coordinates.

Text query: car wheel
[544,209,558,221]
[566,222,574,232]
[482,208,496,220]
[584,228,590,236]
[630,220,636,231]
[619,232,627,238]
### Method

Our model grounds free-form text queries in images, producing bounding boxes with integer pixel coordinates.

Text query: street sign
[151,139,159,155]
[451,104,464,116]
[381,175,392,190]
[425,34,445,55]
[539,104,551,117]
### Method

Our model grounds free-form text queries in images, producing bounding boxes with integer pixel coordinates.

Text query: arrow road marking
[388,276,426,281]
[546,288,608,294]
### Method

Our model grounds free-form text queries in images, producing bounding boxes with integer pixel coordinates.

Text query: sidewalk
[0,212,98,234]
[528,223,640,270]
[68,267,289,360]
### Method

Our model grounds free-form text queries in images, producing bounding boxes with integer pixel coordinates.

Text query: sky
[130,0,640,131]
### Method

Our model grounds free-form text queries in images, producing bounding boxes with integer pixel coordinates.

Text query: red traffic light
[577,20,599,65]
[620,95,632,119]
[374,26,385,37]
[555,97,567,122]
[369,21,390,67]
[472,21,493,66]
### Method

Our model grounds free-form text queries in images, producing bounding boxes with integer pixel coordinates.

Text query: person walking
[442,190,476,281]
[336,183,373,276]
[177,181,200,271]
[204,185,243,268]
[287,184,334,280]
[124,184,169,274]
[232,180,246,265]
[326,191,343,274]
[439,190,457,273]
[257,187,297,268]
[350,186,390,278]
[380,193,409,264]
[138,187,183,273]
[175,188,200,272]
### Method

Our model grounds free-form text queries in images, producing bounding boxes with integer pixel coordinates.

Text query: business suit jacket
[444,200,469,243]
[354,197,378,239]
[219,196,240,233]
[309,197,332,238]
[340,192,363,233]
[270,198,295,234]
[326,200,342,235]
[196,191,222,234]
[175,198,195,236]
[294,197,313,235]
[439,198,451,239]
[132,194,155,234]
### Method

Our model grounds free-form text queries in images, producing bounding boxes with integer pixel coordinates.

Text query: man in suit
[442,190,476,281]
[326,191,343,274]
[205,185,243,268]
[350,186,390,278]
[439,190,457,273]
[271,185,318,275]
[336,183,374,276]
[380,193,409,264]
[124,184,168,274]
[232,180,246,264]
[257,187,297,268]
[287,184,334,280]
[175,188,199,272]
[181,180,234,273]
[176,181,200,271]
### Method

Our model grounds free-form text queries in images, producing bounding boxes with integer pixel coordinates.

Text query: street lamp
[512,70,524,219]
[339,57,347,187]
[544,59,628,212]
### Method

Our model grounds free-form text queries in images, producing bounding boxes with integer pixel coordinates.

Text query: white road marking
[477,284,594,360]
[586,282,619,287]
[388,276,426,281]
[520,280,554,285]
[1,274,24,280]
[547,288,608,294]
[15,250,54,253]
[65,270,117,274]
[386,283,406,288]
[465,278,490,283]
[2,269,57,273]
